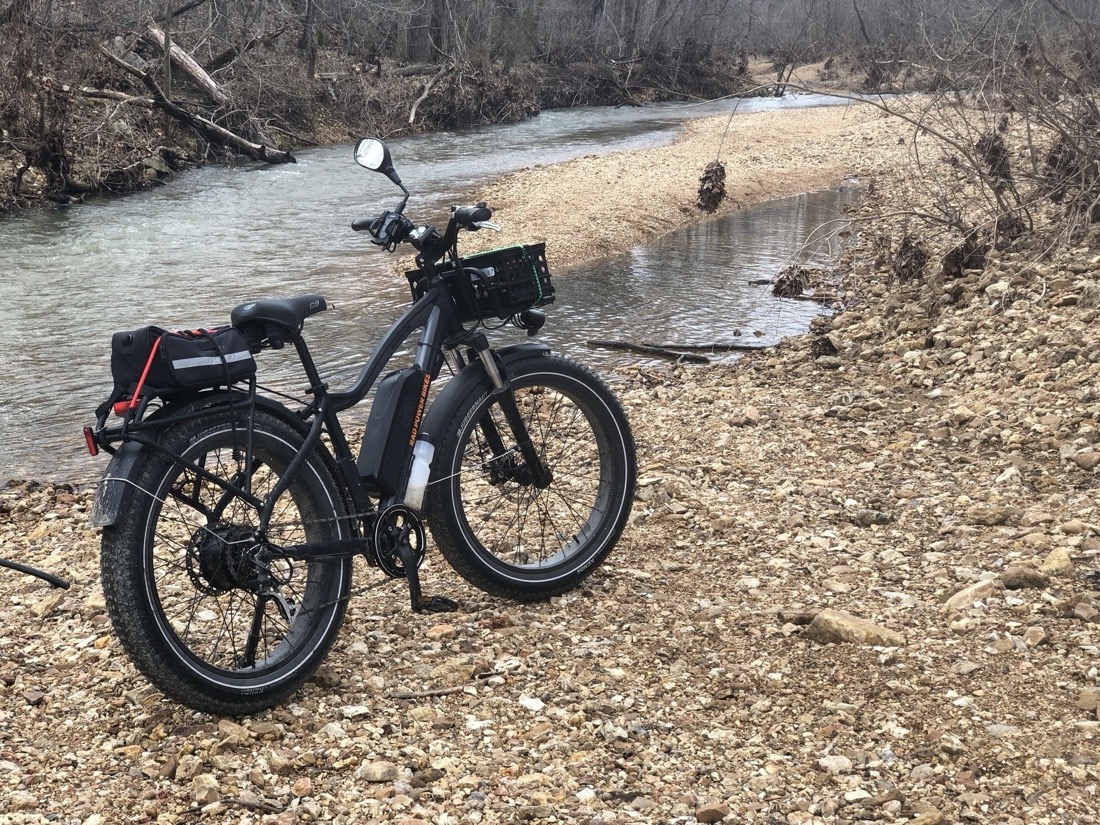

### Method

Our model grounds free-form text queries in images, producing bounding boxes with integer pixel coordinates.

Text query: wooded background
[6,0,1100,75]
[2,0,1099,206]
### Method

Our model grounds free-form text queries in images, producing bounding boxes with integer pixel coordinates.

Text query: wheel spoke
[101,408,350,714]
[431,357,634,593]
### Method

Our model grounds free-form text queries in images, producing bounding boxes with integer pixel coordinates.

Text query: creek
[0,94,856,484]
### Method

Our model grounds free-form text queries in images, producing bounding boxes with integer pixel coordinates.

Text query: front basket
[408,243,555,322]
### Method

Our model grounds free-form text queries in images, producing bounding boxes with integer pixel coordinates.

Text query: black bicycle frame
[92,273,547,560]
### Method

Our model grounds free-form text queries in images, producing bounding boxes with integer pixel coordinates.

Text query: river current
[0,94,856,484]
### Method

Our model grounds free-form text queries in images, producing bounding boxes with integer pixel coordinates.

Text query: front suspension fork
[469,334,552,488]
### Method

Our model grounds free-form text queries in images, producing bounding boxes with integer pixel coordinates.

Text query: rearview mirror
[354,137,390,172]
[354,137,408,208]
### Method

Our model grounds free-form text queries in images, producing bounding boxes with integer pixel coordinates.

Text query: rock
[818,754,854,774]
[696,802,731,822]
[357,760,400,783]
[426,623,456,640]
[1075,602,1100,623]
[803,609,905,646]
[944,580,999,611]
[8,791,38,811]
[191,774,220,805]
[1022,626,1049,647]
[175,754,203,780]
[517,804,553,820]
[29,591,64,618]
[518,695,546,712]
[429,656,482,684]
[217,719,252,743]
[341,704,373,719]
[965,505,1016,526]
[1039,548,1075,577]
[816,356,842,369]
[909,811,946,825]
[1060,519,1087,535]
[1076,691,1100,713]
[1074,451,1100,472]
[1000,566,1049,590]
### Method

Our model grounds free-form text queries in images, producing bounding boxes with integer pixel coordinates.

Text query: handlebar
[351,202,495,260]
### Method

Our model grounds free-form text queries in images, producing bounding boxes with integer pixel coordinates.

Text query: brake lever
[472,221,502,232]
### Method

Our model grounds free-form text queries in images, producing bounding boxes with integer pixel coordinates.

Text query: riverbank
[474,98,899,267]
[5,99,1100,824]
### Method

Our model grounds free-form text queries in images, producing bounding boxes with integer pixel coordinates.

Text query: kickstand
[393,541,459,614]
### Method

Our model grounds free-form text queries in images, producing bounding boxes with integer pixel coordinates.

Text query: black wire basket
[408,243,555,322]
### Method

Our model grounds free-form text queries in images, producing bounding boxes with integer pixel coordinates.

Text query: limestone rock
[803,609,905,646]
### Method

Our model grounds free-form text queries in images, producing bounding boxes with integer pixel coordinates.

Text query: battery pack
[357,367,429,496]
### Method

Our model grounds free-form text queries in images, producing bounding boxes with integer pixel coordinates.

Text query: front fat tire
[425,354,636,600]
[100,408,351,716]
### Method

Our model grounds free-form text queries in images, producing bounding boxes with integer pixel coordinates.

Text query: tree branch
[96,42,295,164]
[408,63,453,125]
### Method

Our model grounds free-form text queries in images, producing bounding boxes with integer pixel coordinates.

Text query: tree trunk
[299,0,317,78]
[144,24,230,104]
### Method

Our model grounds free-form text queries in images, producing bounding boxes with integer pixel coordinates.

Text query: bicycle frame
[89,271,549,576]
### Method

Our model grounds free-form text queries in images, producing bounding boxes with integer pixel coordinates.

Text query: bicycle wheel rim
[449,371,627,579]
[140,426,346,688]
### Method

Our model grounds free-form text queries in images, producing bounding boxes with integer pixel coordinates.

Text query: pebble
[357,760,400,783]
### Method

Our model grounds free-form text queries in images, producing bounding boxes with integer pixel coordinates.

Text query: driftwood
[167,0,209,21]
[97,43,295,164]
[642,341,769,352]
[589,339,773,362]
[409,64,453,125]
[393,62,443,77]
[142,23,228,104]
[587,340,711,363]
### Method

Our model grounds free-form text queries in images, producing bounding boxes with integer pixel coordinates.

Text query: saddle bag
[106,325,256,411]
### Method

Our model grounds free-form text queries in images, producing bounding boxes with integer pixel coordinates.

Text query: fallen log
[97,43,295,164]
[641,341,769,352]
[206,26,288,74]
[783,293,841,304]
[142,23,228,104]
[587,340,711,363]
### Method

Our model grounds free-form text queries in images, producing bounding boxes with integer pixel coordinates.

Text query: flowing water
[0,94,857,485]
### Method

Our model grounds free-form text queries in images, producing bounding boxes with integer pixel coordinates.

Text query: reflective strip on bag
[170,350,253,370]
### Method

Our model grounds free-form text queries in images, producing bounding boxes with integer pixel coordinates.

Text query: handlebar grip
[453,204,492,226]
[351,217,374,232]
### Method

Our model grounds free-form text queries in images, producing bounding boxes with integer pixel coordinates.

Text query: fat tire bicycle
[85,138,637,715]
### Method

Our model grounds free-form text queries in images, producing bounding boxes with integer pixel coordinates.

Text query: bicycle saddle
[231,294,328,350]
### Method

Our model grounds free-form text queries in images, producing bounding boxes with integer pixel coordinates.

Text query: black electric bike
[85,138,636,715]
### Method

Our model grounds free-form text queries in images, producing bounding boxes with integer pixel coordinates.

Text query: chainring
[372,504,426,578]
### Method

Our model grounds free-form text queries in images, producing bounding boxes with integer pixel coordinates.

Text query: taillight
[83,427,99,457]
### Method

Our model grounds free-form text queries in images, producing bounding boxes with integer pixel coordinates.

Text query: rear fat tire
[100,408,351,715]
[424,354,636,600]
